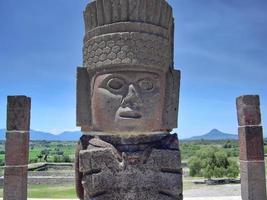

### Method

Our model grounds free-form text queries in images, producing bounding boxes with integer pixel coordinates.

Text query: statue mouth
[118,110,142,119]
[119,111,142,119]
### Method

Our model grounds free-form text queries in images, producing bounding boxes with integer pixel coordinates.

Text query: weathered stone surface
[238,126,264,161]
[4,95,30,200]
[3,166,28,200]
[6,96,31,131]
[237,94,266,200]
[80,147,182,200]
[79,132,179,155]
[236,95,261,126]
[5,131,29,165]
[76,0,181,198]
[75,139,84,200]
[76,67,91,127]
[240,161,267,200]
[84,22,169,42]
[78,68,181,132]
[96,132,180,151]
[90,71,167,132]
[163,69,180,129]
[83,32,171,72]
[76,134,182,199]
[95,132,169,145]
[80,147,181,173]
[78,0,179,132]
[83,0,173,33]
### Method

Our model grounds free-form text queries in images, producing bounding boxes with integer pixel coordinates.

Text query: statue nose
[121,84,142,108]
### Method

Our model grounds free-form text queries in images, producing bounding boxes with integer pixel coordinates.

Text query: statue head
[77,0,180,134]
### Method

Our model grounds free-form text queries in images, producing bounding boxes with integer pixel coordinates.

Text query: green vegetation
[0,177,209,198]
[1,138,266,166]
[0,141,76,166]
[180,140,239,161]
[29,141,76,163]
[181,140,241,179]
[0,139,266,198]
[187,146,239,179]
[0,184,76,198]
[0,141,5,165]
[27,184,76,198]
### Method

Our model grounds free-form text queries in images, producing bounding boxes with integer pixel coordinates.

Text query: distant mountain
[0,128,238,141]
[185,129,238,141]
[0,129,82,141]
[54,131,82,141]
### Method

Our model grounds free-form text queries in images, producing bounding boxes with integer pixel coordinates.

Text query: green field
[0,139,266,198]
[0,139,266,165]
[28,141,76,163]
[0,184,76,198]
[0,177,210,198]
[0,141,76,165]
[180,139,240,160]
[28,184,76,198]
[1,139,266,165]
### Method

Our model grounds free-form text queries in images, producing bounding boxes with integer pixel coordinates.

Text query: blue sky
[0,0,266,138]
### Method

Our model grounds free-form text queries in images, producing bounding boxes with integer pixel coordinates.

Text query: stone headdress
[77,0,180,131]
[83,0,175,73]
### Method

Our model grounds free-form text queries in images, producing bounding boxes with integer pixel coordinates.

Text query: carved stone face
[91,70,165,132]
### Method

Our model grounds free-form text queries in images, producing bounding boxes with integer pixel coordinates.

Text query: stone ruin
[4,96,31,200]
[236,95,267,200]
[3,2,267,200]
[75,0,183,199]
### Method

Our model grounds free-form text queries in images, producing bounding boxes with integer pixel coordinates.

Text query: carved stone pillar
[236,95,267,200]
[75,0,182,199]
[4,96,31,200]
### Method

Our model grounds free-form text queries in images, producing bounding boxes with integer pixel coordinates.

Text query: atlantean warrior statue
[75,0,182,199]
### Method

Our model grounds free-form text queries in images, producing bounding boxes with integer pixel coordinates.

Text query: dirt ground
[184,183,241,197]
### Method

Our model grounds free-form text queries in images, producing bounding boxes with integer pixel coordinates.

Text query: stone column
[4,96,31,200]
[75,0,182,199]
[236,95,267,200]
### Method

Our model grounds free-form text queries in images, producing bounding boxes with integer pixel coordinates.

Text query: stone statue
[75,0,182,199]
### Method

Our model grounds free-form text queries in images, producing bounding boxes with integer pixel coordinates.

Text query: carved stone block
[84,22,169,43]
[7,96,31,131]
[5,95,30,200]
[238,126,264,160]
[237,95,266,200]
[76,67,91,127]
[76,0,182,198]
[240,161,267,200]
[236,95,261,126]
[163,69,180,129]
[3,166,28,200]
[83,32,171,72]
[239,126,264,161]
[80,147,182,200]
[96,133,179,152]
[83,0,173,33]
[5,131,29,165]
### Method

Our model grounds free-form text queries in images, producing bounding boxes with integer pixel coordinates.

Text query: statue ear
[163,69,181,130]
[76,67,91,127]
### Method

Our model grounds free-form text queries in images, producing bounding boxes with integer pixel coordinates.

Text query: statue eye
[107,78,124,90]
[138,79,154,91]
